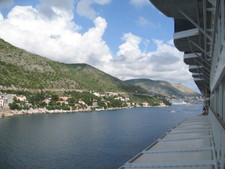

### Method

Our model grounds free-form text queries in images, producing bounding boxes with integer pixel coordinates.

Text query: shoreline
[0,105,169,118]
[0,107,127,118]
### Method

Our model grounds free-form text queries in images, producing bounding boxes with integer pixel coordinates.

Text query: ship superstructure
[120,0,225,168]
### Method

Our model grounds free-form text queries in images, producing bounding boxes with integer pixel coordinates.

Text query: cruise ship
[120,0,225,168]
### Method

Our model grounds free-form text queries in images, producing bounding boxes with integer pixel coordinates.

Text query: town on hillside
[0,89,170,117]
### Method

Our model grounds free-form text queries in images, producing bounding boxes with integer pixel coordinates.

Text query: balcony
[173,19,199,52]
[189,65,202,73]
[183,53,200,65]
[192,72,203,78]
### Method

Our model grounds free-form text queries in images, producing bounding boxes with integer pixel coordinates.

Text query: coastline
[0,107,127,118]
[0,105,168,118]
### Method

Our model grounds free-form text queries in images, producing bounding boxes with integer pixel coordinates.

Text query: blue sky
[0,0,198,91]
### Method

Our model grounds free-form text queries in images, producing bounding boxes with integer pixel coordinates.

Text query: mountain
[0,39,199,98]
[126,79,199,98]
[0,39,146,93]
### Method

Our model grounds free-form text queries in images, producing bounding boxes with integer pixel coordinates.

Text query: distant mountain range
[0,39,198,98]
[126,79,199,98]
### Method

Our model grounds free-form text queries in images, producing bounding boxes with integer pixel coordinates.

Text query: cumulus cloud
[38,0,74,10]
[36,0,74,18]
[100,33,192,85]
[0,5,111,65]
[0,13,3,20]
[76,0,111,20]
[116,33,143,63]
[0,2,194,89]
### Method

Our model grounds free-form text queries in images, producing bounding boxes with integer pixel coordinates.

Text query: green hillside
[0,39,145,93]
[126,79,199,98]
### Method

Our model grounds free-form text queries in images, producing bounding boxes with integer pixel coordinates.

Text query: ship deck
[119,116,217,169]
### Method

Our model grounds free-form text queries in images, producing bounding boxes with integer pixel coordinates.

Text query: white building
[142,102,149,107]
[14,95,27,102]
[59,97,71,101]
[115,97,125,102]
[78,100,86,105]
[106,92,118,97]
[93,92,101,97]
[0,98,4,107]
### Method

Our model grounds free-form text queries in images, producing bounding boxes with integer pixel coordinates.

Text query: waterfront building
[42,99,51,105]
[59,97,72,101]
[0,98,4,107]
[13,95,27,102]
[78,100,86,105]
[56,101,69,105]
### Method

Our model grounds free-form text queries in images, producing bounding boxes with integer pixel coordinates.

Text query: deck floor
[120,116,217,169]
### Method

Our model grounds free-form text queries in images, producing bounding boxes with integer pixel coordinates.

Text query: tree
[68,98,75,107]
[13,97,19,103]
[97,99,107,109]
[51,94,59,101]
[9,102,19,110]
[39,101,47,107]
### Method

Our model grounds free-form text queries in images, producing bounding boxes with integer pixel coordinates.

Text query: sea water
[0,104,201,169]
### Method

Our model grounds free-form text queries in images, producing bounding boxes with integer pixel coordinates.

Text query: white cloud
[117,33,142,55]
[0,5,111,65]
[0,13,3,21]
[136,16,161,29]
[38,0,74,10]
[0,2,196,90]
[130,0,149,7]
[36,0,74,18]
[100,33,193,86]
[76,0,111,20]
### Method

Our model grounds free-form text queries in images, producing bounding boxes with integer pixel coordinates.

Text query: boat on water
[120,0,225,168]
[170,99,187,105]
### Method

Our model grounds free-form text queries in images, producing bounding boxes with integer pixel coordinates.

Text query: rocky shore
[0,104,168,118]
[0,107,127,118]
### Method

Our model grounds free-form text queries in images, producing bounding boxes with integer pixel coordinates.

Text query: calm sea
[0,104,202,169]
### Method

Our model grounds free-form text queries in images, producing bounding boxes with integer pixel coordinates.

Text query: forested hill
[0,38,198,98]
[126,79,199,98]
[0,39,146,93]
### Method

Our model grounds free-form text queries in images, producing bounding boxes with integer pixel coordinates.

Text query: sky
[0,0,199,92]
